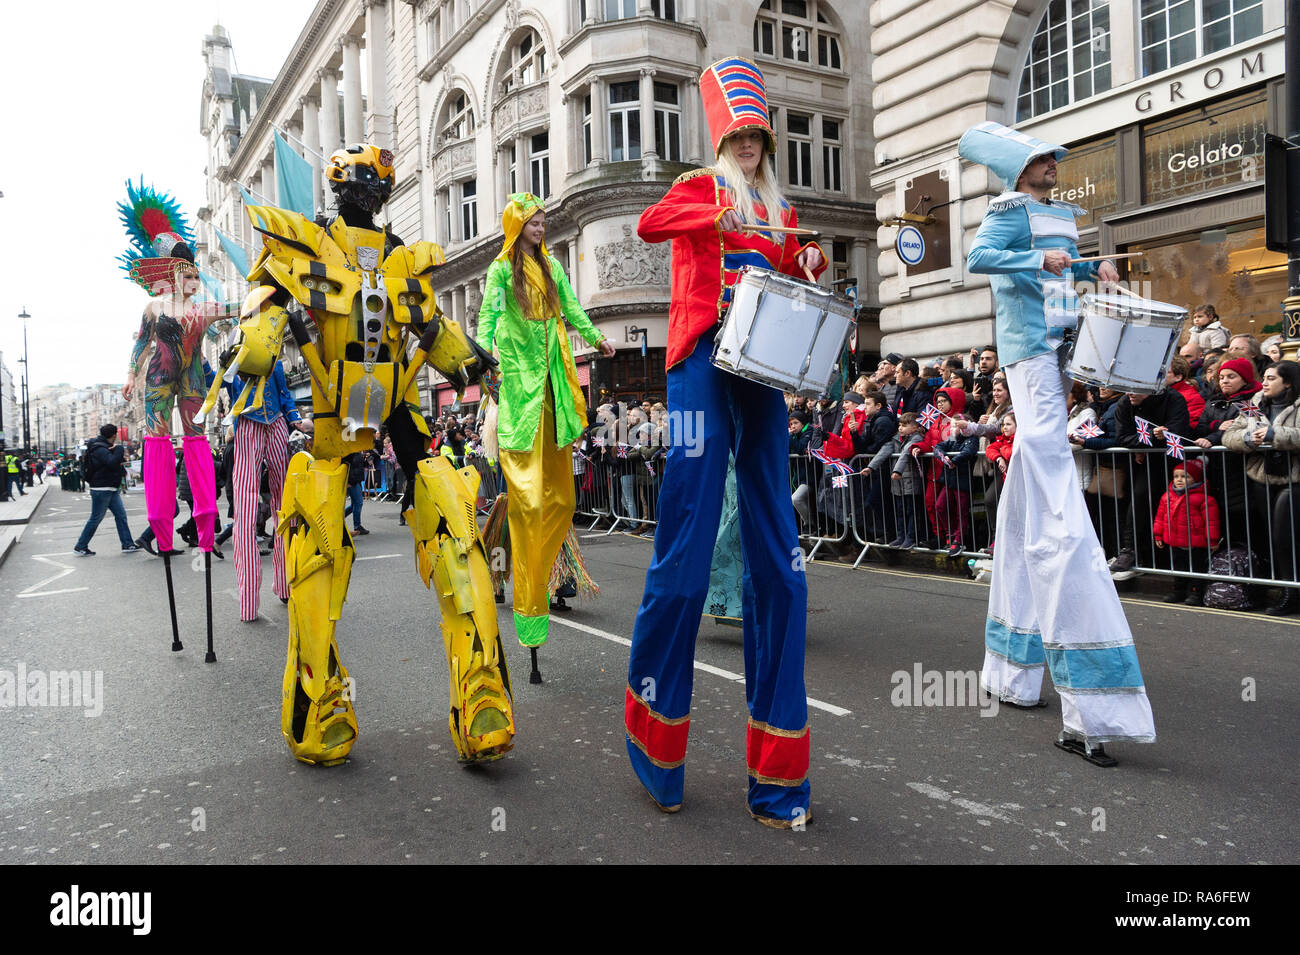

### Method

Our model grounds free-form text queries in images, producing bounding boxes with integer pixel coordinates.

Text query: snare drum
[711,266,855,398]
[1066,293,1186,395]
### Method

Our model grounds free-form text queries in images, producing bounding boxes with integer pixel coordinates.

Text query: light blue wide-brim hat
[958,121,1067,191]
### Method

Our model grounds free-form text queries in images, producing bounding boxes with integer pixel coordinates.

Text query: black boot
[1266,588,1300,616]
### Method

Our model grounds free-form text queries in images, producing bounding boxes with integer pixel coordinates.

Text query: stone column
[639,68,657,168]
[812,113,824,192]
[851,237,870,301]
[452,285,467,333]
[318,68,340,154]
[341,35,364,145]
[684,76,704,164]
[300,94,322,216]
[363,0,392,145]
[515,134,527,193]
[590,77,607,165]
[465,282,481,340]
[261,155,277,205]
[433,188,447,246]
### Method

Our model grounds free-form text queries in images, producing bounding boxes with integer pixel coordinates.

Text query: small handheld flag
[1165,433,1186,461]
[919,404,941,429]
[1076,421,1103,439]
[1135,417,1153,447]
[810,448,854,476]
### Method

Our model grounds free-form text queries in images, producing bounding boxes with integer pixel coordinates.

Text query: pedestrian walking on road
[6,450,25,498]
[74,424,141,556]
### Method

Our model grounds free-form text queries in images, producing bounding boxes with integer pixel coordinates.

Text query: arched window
[437,91,475,147]
[753,0,843,72]
[500,28,548,95]
[1016,0,1111,121]
[1139,0,1264,76]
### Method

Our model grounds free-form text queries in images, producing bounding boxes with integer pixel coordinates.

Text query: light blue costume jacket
[967,192,1101,368]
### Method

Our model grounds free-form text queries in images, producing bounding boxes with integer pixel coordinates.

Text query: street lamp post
[17,308,31,457]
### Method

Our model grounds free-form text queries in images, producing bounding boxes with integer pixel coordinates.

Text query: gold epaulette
[672,166,718,186]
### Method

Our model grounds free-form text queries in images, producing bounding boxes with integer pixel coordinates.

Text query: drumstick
[739,224,820,236]
[802,266,818,284]
[1071,252,1145,264]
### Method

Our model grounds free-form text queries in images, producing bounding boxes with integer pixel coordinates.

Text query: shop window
[1050,133,1119,229]
[1141,89,1268,205]
[1017,0,1111,121]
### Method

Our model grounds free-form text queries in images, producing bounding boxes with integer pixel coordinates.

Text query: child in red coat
[1153,457,1221,605]
[916,386,966,543]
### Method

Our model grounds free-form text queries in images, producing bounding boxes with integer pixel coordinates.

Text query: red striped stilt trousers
[233,416,289,621]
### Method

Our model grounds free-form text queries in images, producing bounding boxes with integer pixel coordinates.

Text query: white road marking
[355,553,402,561]
[547,616,852,717]
[18,553,89,599]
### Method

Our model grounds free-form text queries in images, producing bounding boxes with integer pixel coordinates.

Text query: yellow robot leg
[409,456,515,762]
[278,452,359,766]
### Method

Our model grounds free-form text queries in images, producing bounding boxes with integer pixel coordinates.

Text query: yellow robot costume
[208,144,512,765]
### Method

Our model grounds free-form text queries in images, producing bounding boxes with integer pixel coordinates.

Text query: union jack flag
[645,461,656,477]
[1239,404,1264,419]
[616,444,629,458]
[1076,421,1104,439]
[1135,417,1153,446]
[1164,433,1186,461]
[831,474,849,488]
[933,447,951,468]
[593,435,606,447]
[810,448,854,476]
[918,404,941,429]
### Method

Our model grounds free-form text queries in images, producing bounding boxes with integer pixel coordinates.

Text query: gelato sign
[1167,140,1244,172]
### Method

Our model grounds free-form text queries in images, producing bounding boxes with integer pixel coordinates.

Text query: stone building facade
[199,0,880,419]
[870,0,1289,360]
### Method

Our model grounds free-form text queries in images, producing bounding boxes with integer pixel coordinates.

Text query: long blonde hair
[713,138,787,234]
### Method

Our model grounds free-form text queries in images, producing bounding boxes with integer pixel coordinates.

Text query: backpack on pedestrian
[1202,547,1256,610]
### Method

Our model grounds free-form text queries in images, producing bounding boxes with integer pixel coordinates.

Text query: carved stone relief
[595,225,669,289]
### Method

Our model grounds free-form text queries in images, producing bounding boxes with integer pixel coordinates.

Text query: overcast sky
[0,0,318,391]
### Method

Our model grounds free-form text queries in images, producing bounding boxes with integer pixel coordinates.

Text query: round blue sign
[896,226,925,267]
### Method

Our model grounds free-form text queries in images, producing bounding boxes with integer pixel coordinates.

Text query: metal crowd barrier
[1080,444,1298,592]
[784,443,1298,594]
[572,447,667,536]
[567,440,1299,597]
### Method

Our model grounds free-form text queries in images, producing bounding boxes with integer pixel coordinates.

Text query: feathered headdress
[118,179,198,296]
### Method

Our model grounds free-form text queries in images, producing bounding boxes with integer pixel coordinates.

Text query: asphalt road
[1,486,1297,864]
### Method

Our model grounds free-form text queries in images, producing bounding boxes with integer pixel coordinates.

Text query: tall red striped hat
[699,56,776,157]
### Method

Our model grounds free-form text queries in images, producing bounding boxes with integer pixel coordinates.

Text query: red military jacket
[637,169,826,370]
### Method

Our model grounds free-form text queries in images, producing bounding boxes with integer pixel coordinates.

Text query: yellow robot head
[326,143,396,215]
